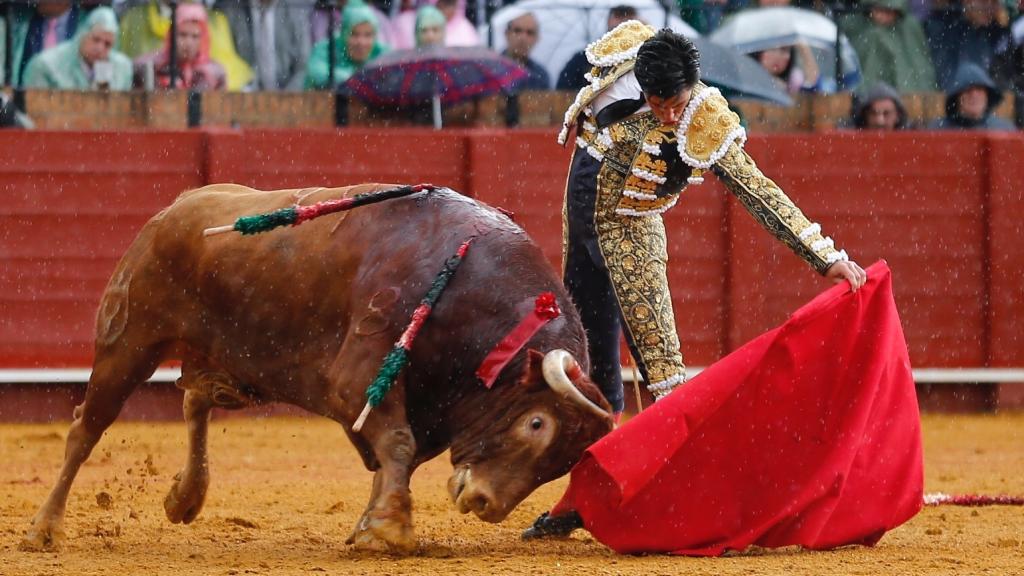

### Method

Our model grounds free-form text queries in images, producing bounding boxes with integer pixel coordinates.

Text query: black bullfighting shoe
[521,510,584,540]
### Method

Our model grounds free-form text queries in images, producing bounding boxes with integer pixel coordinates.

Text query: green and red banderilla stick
[203,183,436,237]
[352,238,473,432]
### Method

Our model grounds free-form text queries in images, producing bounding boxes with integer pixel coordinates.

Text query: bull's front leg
[345,427,417,554]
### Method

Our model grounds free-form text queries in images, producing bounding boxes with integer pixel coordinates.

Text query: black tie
[595,96,647,128]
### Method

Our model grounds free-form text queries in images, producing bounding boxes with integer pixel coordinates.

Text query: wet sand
[1,413,1022,575]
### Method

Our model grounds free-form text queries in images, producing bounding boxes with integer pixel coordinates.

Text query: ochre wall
[1,129,1021,375]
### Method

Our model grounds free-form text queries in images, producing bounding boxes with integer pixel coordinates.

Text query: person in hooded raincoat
[119,0,252,90]
[305,2,388,90]
[840,0,937,92]
[850,82,910,130]
[415,4,447,47]
[22,7,133,91]
[929,61,1016,129]
[133,3,226,91]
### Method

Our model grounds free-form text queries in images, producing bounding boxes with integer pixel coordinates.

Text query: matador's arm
[711,142,848,274]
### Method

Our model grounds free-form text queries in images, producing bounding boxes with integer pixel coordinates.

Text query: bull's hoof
[164,469,209,524]
[19,517,65,552]
[345,511,416,554]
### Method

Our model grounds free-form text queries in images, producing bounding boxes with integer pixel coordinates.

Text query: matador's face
[648,87,693,126]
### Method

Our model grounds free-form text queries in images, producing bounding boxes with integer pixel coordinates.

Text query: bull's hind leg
[163,389,214,524]
[20,344,163,551]
[165,364,255,524]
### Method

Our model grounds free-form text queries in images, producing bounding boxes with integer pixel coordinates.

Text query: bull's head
[448,349,614,522]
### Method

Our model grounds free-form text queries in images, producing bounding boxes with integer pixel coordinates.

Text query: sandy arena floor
[1,413,1022,576]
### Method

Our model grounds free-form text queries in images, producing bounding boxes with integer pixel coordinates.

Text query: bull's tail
[203,183,437,237]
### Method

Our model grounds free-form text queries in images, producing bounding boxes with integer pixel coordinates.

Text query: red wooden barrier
[0,131,206,367]
[0,129,1020,378]
[728,132,989,367]
[987,135,1024,368]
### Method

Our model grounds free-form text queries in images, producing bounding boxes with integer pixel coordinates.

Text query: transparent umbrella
[709,6,862,92]
[483,0,698,89]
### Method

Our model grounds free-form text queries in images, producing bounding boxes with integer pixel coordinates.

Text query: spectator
[841,0,937,92]
[751,42,822,94]
[312,0,396,47]
[216,0,311,91]
[5,0,85,87]
[851,82,909,129]
[929,61,1016,128]
[133,3,226,91]
[992,12,1024,126]
[557,5,638,91]
[415,5,446,47]
[503,12,549,90]
[119,0,253,90]
[1,15,5,86]
[305,2,386,89]
[22,7,133,90]
[925,0,1012,91]
[677,0,746,34]
[391,0,424,50]
[436,0,479,47]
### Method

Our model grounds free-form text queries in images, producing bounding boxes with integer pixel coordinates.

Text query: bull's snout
[448,466,510,523]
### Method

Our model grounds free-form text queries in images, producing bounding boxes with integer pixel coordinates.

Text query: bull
[21,184,614,553]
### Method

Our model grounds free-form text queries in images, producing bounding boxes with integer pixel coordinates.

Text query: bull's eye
[529,417,544,431]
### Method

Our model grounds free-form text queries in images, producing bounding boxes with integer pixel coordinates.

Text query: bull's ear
[519,349,547,393]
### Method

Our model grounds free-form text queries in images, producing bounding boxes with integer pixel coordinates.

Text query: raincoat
[929,61,1016,129]
[840,0,936,92]
[851,81,908,129]
[133,3,226,91]
[305,3,387,89]
[440,0,480,47]
[118,0,252,90]
[22,7,133,91]
[415,5,447,47]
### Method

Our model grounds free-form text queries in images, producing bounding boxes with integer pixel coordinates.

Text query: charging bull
[21,184,614,553]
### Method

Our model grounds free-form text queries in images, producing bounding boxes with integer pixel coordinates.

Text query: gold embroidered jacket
[559,22,848,274]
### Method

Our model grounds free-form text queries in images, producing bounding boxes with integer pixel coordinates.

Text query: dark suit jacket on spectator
[557,50,590,91]
[505,51,550,91]
[925,5,1011,91]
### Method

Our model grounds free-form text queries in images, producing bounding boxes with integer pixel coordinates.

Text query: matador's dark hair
[634,29,701,99]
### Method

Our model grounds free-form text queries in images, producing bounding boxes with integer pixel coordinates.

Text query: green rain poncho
[840,0,937,92]
[305,1,387,89]
[415,5,447,48]
[22,7,134,90]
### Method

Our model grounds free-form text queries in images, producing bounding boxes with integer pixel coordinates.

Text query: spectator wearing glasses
[503,11,549,90]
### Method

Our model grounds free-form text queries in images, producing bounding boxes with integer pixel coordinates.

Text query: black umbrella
[693,37,794,106]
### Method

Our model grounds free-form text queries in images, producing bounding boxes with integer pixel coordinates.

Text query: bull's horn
[542,350,609,419]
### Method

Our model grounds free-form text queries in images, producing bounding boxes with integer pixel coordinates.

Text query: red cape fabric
[551,260,923,556]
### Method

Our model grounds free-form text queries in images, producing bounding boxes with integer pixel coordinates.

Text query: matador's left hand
[826,260,867,292]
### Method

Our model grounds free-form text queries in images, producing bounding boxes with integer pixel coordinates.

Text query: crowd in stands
[1,0,1023,130]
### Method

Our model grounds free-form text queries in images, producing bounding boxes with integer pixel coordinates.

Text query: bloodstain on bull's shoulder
[356,287,400,336]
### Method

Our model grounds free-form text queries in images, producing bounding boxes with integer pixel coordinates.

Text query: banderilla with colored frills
[202,183,437,237]
[352,238,474,433]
